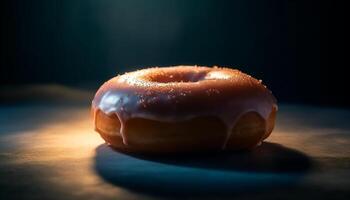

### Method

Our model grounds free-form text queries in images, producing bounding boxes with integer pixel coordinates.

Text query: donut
[92,66,277,153]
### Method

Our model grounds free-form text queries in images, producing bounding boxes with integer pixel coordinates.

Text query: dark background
[0,0,347,107]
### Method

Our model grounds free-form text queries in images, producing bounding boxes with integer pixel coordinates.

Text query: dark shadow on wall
[1,0,348,107]
[94,142,312,198]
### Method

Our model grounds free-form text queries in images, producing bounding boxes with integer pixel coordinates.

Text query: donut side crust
[94,109,277,153]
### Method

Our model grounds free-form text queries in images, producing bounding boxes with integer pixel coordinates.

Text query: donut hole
[145,70,208,83]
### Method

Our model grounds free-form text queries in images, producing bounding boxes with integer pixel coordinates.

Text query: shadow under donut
[94,142,312,198]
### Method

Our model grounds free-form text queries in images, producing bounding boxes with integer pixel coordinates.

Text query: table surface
[1,85,350,200]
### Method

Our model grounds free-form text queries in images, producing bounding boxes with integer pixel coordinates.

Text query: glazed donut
[92,66,277,153]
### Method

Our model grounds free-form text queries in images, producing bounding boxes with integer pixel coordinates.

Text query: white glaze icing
[92,66,277,149]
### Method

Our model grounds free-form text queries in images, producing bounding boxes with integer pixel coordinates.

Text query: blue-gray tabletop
[1,85,350,200]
